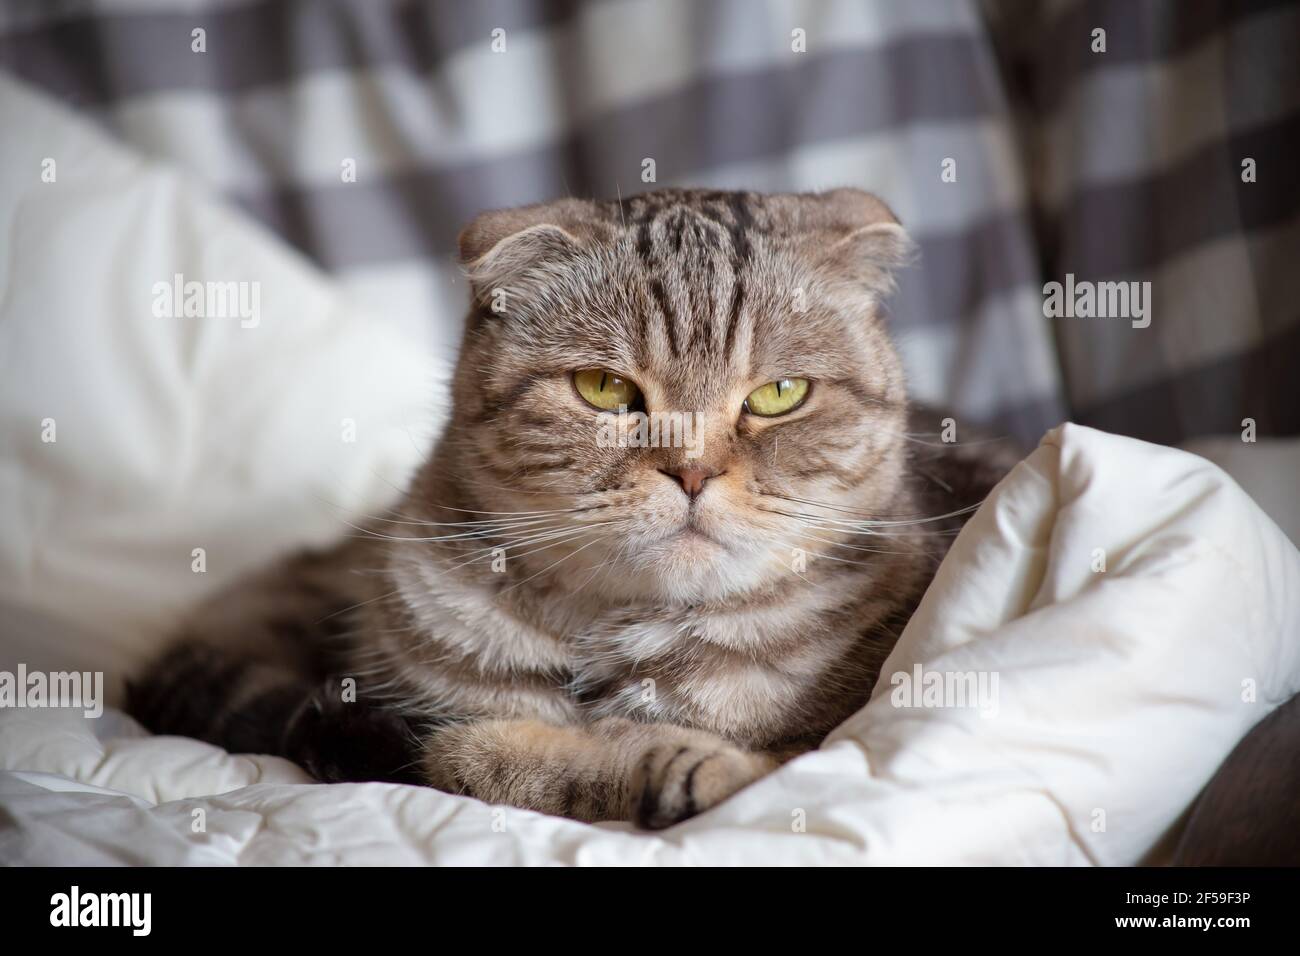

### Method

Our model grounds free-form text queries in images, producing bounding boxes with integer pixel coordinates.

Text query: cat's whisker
[567,538,627,596]
[823,525,960,539]
[566,518,640,596]
[878,428,1013,449]
[418,502,598,518]
[759,491,937,520]
[494,535,609,597]
[407,464,600,509]
[339,506,616,544]
[341,519,564,544]
[844,503,983,527]
[763,527,927,558]
[757,507,962,538]
[355,509,597,529]
[420,524,599,565]
[311,587,404,627]
[434,512,630,565]
[765,536,916,569]
[311,488,570,535]
[756,506,896,534]
[751,537,828,589]
[794,530,954,557]
[415,515,591,539]
[764,492,983,526]
[440,533,593,577]
[436,522,616,574]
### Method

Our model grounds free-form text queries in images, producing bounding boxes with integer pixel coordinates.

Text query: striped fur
[129,188,1020,827]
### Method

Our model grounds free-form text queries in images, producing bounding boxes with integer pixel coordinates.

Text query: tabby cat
[129,188,1017,828]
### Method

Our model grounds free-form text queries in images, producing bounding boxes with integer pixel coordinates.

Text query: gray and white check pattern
[1,0,1294,446]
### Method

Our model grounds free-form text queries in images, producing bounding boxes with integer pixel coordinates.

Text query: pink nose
[660,465,719,499]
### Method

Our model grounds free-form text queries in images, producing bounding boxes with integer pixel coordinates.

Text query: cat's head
[442,188,914,604]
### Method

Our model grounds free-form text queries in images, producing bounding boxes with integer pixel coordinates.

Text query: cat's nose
[659,465,721,500]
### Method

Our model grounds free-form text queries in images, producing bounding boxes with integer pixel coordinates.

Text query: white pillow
[0,73,442,689]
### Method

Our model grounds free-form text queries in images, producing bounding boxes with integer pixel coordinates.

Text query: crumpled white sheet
[3,424,1299,865]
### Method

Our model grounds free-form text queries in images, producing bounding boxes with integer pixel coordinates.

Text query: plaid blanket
[1,0,1294,446]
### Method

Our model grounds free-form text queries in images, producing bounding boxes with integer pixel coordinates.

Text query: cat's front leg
[420,717,778,827]
[421,718,626,822]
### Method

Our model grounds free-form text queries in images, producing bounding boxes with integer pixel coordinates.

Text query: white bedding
[4,422,1298,866]
[3,72,1300,867]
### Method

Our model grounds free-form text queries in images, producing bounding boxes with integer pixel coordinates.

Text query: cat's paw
[631,744,774,829]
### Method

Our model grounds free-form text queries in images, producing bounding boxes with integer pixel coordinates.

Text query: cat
[128,188,1019,828]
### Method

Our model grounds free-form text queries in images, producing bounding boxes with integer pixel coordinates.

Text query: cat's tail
[124,542,426,785]
[126,640,425,785]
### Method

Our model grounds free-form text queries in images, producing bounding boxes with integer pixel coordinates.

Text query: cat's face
[445,189,913,604]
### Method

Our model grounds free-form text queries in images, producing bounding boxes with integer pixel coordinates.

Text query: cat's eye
[744,378,810,417]
[573,369,642,411]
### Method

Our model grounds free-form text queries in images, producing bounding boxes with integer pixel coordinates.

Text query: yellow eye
[744,378,810,417]
[573,369,642,411]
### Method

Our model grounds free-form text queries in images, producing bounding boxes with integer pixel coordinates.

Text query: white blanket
[2,71,1299,867]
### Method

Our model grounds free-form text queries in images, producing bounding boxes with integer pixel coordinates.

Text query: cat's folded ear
[801,188,916,302]
[457,199,599,295]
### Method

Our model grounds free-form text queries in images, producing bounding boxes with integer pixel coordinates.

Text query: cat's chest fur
[374,550,875,746]
[569,585,860,744]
